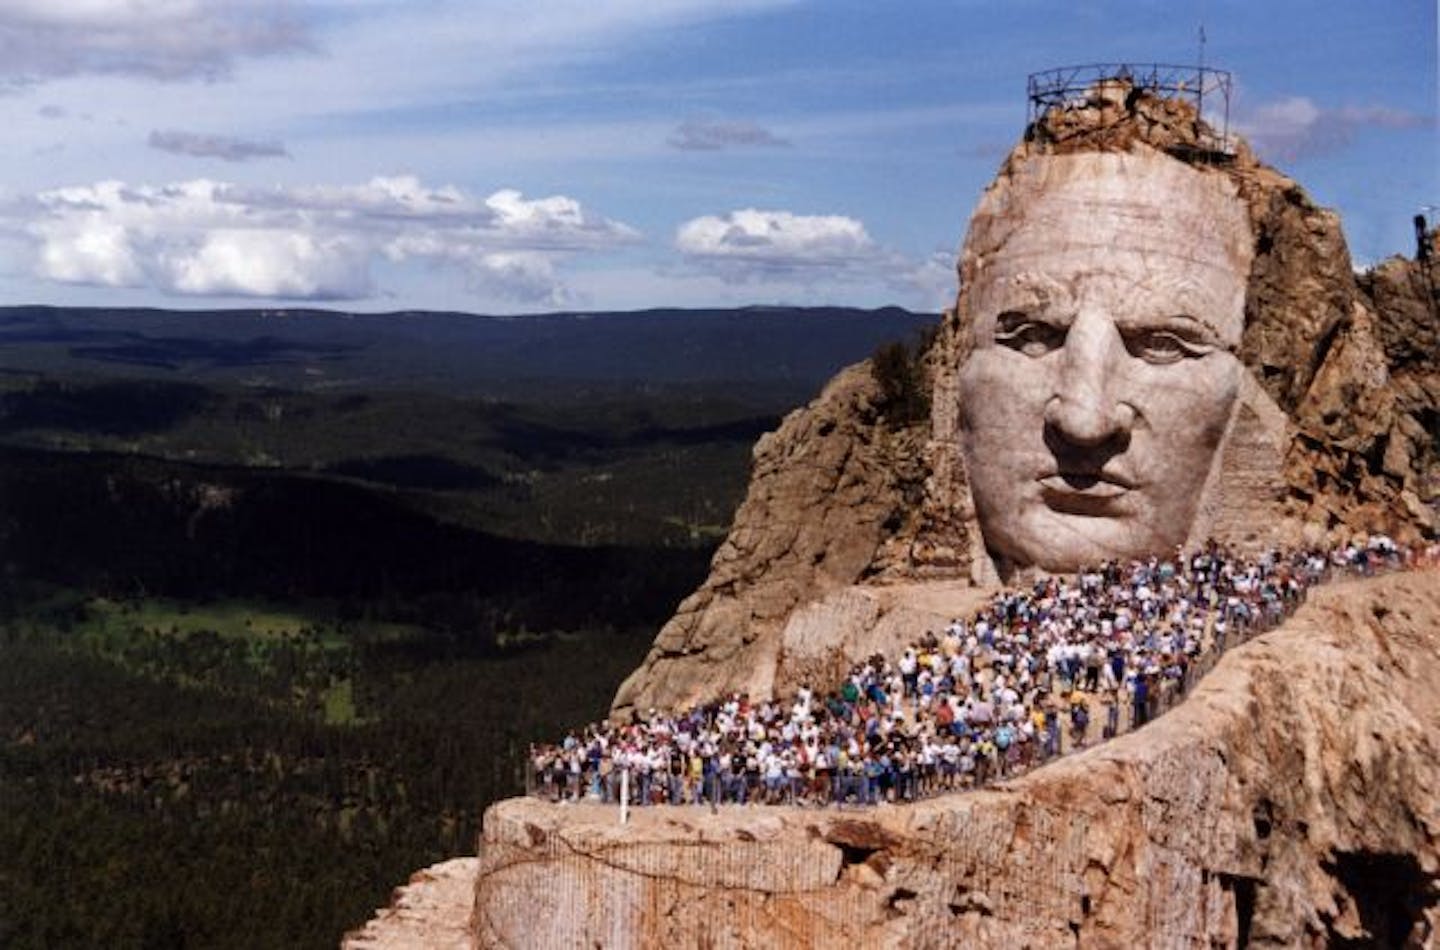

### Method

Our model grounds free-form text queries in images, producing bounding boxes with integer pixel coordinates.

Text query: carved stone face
[956,151,1253,572]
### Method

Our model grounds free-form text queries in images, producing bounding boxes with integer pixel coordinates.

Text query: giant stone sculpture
[956,150,1254,573]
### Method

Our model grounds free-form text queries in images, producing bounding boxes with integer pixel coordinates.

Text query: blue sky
[0,0,1433,315]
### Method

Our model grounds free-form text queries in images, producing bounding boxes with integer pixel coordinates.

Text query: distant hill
[0,303,939,552]
[0,305,938,393]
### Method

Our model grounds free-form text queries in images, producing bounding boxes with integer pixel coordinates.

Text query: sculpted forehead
[963,151,1253,345]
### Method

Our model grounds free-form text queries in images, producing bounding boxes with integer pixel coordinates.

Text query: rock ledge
[473,571,1440,948]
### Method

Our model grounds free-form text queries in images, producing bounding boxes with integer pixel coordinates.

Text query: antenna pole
[1198,0,1208,70]
[1197,20,1207,125]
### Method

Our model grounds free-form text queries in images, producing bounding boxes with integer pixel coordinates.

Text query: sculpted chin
[955,150,1255,574]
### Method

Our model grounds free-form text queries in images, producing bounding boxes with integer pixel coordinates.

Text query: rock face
[475,570,1440,947]
[610,364,942,716]
[614,83,1439,716]
[1358,244,1440,511]
[343,858,479,950]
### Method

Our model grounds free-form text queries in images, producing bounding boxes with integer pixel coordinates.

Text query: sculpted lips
[1037,470,1138,515]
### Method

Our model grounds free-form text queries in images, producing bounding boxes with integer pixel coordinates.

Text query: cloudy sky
[0,0,1433,315]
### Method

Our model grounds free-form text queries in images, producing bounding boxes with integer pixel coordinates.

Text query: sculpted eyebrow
[996,310,1048,328]
[1116,312,1224,341]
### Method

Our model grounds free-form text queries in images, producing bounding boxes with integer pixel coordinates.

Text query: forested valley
[0,305,934,947]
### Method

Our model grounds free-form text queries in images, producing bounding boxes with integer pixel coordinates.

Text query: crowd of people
[527,537,1432,809]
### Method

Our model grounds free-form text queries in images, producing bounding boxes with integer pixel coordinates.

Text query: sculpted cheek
[958,354,1006,432]
[961,350,1053,412]
[1126,359,1239,432]
[1169,361,1239,440]
[1199,361,1242,433]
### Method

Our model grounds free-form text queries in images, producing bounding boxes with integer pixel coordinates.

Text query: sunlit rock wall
[479,571,1440,947]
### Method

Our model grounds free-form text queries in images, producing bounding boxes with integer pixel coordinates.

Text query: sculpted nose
[1043,312,1133,447]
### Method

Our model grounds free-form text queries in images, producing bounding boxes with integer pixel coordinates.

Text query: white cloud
[893,248,957,310]
[672,208,956,309]
[6,176,638,302]
[467,251,568,305]
[1239,95,1430,162]
[0,0,308,84]
[166,229,368,298]
[676,208,878,276]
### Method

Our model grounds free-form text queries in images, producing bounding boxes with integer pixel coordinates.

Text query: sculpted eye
[1125,325,1214,365]
[994,311,1065,357]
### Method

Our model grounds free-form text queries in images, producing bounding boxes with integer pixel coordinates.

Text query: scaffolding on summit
[1025,62,1235,158]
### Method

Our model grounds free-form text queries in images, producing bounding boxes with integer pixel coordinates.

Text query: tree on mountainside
[870,328,936,427]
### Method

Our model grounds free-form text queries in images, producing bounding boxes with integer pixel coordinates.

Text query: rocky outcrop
[773,581,995,701]
[610,364,947,717]
[1358,243,1440,510]
[475,570,1440,948]
[343,858,479,950]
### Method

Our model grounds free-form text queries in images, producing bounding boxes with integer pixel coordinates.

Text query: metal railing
[1026,62,1234,155]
